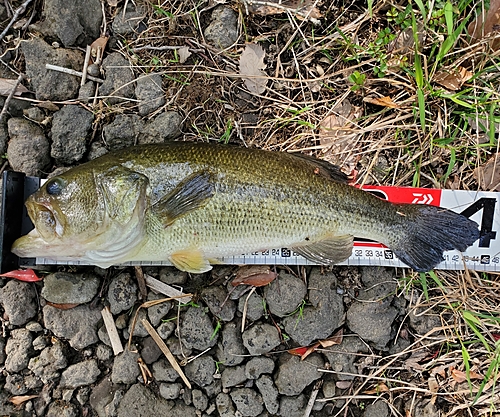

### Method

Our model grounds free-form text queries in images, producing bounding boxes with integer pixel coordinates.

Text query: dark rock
[265,272,307,317]
[46,400,79,417]
[230,388,263,417]
[184,355,215,387]
[112,349,140,384]
[140,111,183,144]
[238,291,265,321]
[98,324,111,347]
[159,382,182,399]
[108,272,138,315]
[116,383,196,416]
[100,53,135,105]
[43,304,101,350]
[78,80,96,102]
[256,375,279,414]
[159,267,188,285]
[36,0,102,47]
[128,308,149,337]
[202,379,221,399]
[217,321,246,366]
[192,389,208,411]
[0,279,37,325]
[321,336,370,381]
[96,344,113,362]
[157,321,175,339]
[23,107,46,123]
[4,328,33,372]
[0,121,7,155]
[364,400,390,417]
[4,373,42,395]
[136,73,165,116]
[221,364,246,388]
[28,341,67,383]
[21,38,84,101]
[147,292,172,327]
[112,5,146,36]
[202,286,236,322]
[275,354,324,396]
[90,376,121,417]
[0,336,5,364]
[216,392,236,417]
[180,306,218,350]
[152,358,179,382]
[141,336,162,364]
[204,7,239,49]
[346,267,398,349]
[279,394,306,417]
[408,305,441,336]
[51,105,94,164]
[60,359,101,388]
[103,114,145,151]
[283,269,344,346]
[166,335,192,357]
[407,399,439,417]
[7,117,51,176]
[242,323,280,355]
[87,141,108,160]
[41,272,100,304]
[245,356,275,379]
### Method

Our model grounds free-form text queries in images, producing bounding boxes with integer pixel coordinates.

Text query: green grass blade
[413,0,427,22]
[444,1,454,35]
[463,310,492,352]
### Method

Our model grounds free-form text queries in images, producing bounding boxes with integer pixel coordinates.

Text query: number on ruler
[460,198,497,247]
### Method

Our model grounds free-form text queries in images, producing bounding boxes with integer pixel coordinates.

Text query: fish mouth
[26,198,65,241]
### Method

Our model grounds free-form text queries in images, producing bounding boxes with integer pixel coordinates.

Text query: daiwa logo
[411,193,434,204]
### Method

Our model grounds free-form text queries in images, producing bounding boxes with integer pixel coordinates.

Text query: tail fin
[389,205,480,272]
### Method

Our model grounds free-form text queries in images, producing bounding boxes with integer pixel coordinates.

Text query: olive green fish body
[12,142,480,272]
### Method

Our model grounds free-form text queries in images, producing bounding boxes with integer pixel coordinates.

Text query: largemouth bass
[11,142,479,273]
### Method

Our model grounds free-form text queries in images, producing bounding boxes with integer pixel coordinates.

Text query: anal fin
[170,248,213,274]
[292,234,354,265]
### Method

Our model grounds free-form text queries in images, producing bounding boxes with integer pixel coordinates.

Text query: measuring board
[1,171,499,272]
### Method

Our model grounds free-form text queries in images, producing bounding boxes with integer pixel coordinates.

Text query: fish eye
[45,178,64,196]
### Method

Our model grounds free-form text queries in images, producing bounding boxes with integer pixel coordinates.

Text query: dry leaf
[177,46,192,64]
[90,36,109,59]
[319,99,362,174]
[9,395,38,406]
[318,329,343,347]
[468,0,500,40]
[232,265,277,287]
[243,0,322,22]
[474,154,500,191]
[239,43,267,95]
[0,269,42,282]
[433,66,473,91]
[450,367,483,383]
[363,96,399,108]
[450,367,467,383]
[0,78,29,96]
[35,101,60,111]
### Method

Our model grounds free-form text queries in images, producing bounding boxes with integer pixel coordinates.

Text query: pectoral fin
[170,248,212,273]
[292,234,354,265]
[150,171,215,226]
